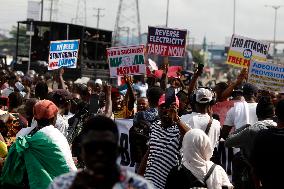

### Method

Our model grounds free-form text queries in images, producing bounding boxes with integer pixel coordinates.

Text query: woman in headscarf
[166,129,233,189]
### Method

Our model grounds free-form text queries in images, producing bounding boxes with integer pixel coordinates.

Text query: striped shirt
[144,120,181,189]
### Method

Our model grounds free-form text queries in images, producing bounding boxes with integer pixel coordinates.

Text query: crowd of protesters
[0,63,283,189]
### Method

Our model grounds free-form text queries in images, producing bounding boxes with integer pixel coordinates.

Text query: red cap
[158,94,179,107]
[33,100,58,120]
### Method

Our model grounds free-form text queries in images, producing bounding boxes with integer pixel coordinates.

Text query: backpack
[165,164,217,189]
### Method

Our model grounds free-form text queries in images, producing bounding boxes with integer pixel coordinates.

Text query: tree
[191,49,204,65]
[0,25,27,56]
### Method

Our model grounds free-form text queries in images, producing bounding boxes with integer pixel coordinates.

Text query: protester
[225,96,276,189]
[0,92,28,145]
[165,129,233,189]
[222,83,259,137]
[136,97,149,112]
[112,76,135,118]
[50,89,73,136]
[1,100,76,189]
[225,96,276,160]
[35,81,49,100]
[251,99,284,189]
[142,91,189,189]
[181,88,221,148]
[48,115,154,189]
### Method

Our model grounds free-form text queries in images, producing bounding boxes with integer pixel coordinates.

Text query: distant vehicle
[14,20,112,80]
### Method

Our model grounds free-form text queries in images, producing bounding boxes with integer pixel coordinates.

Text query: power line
[75,0,87,26]
[113,0,142,46]
[93,8,105,28]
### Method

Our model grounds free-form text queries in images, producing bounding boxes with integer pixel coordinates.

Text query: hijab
[182,129,233,189]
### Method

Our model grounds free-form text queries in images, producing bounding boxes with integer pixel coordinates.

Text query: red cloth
[152,66,182,79]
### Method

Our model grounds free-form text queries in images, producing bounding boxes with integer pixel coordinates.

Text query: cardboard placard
[248,59,284,92]
[107,45,145,77]
[48,39,80,70]
[226,34,270,67]
[147,26,187,57]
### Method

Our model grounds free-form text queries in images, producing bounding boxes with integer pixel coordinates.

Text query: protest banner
[147,26,187,57]
[226,34,270,68]
[48,39,80,70]
[115,119,136,172]
[107,45,145,77]
[248,59,284,92]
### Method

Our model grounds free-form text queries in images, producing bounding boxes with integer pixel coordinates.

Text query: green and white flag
[1,126,76,189]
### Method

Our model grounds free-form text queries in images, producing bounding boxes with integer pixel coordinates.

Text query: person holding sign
[112,75,135,119]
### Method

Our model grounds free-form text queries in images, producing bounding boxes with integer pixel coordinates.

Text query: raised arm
[124,75,135,111]
[188,64,203,95]
[160,63,168,91]
[220,68,247,101]
[58,68,67,90]
[103,84,113,118]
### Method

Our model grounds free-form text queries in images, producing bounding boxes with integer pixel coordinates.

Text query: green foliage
[191,50,204,65]
[0,25,28,56]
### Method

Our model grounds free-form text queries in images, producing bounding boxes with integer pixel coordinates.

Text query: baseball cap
[158,94,180,107]
[34,100,58,120]
[95,79,103,85]
[195,88,213,104]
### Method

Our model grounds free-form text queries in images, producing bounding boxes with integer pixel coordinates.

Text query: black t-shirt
[252,127,284,189]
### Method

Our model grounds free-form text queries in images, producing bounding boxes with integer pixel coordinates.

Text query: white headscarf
[182,129,233,189]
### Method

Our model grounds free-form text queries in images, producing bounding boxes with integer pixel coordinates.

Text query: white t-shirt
[56,114,69,137]
[181,112,221,148]
[224,101,257,129]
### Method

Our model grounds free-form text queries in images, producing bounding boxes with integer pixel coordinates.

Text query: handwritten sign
[248,59,284,92]
[48,40,79,70]
[107,45,145,77]
[147,26,187,57]
[226,34,270,67]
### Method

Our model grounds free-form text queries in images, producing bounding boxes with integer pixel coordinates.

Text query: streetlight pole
[265,5,284,60]
[166,0,169,27]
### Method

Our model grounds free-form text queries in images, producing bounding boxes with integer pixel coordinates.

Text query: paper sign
[147,26,187,57]
[107,45,145,77]
[48,39,80,70]
[248,59,284,92]
[226,34,270,67]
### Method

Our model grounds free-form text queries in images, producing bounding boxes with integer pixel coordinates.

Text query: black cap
[242,83,258,96]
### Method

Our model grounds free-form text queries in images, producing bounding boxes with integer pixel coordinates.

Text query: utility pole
[75,0,87,26]
[41,0,44,21]
[94,8,105,28]
[265,5,284,61]
[166,0,169,27]
[49,0,53,21]
[233,0,236,34]
[46,0,58,22]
